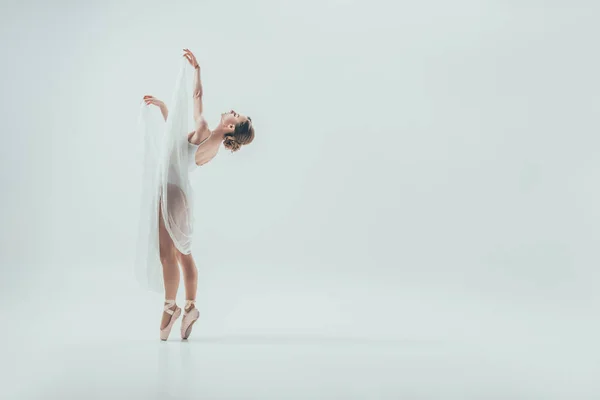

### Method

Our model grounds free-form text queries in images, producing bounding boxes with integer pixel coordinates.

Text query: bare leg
[159,202,180,329]
[177,251,200,339]
[176,252,198,311]
[160,183,197,338]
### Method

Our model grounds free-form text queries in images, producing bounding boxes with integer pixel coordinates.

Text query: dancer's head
[219,110,255,153]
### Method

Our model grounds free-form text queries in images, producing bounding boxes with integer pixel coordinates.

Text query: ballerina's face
[220,110,250,127]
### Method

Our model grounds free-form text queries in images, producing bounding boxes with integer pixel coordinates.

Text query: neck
[212,124,229,140]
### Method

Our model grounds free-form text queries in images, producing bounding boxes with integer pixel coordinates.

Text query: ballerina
[136,49,255,340]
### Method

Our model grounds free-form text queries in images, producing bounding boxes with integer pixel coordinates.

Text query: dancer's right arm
[182,49,210,144]
[183,49,203,122]
[143,95,168,121]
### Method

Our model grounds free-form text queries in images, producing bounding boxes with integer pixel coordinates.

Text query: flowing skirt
[135,59,195,293]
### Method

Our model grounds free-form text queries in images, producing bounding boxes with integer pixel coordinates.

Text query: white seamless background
[1,0,599,398]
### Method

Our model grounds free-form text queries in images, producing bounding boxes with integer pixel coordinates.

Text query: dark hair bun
[223,136,241,152]
[223,118,255,153]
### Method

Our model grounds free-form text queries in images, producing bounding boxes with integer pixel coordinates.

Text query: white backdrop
[1,0,599,398]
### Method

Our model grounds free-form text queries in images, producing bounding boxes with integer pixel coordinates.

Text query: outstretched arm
[183,49,209,144]
[143,95,168,121]
[183,49,203,122]
[192,64,203,122]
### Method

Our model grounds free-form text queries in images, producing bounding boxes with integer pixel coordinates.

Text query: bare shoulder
[187,117,210,145]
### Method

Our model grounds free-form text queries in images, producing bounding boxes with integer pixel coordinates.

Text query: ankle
[164,299,178,311]
[184,300,196,312]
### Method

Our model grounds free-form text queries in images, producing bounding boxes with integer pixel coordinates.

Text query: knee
[159,246,177,267]
[182,263,197,275]
[177,253,197,272]
[160,256,178,268]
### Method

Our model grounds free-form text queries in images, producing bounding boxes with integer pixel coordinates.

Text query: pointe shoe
[160,300,181,341]
[181,300,200,340]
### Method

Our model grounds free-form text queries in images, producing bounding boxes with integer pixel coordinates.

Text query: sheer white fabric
[135,59,197,293]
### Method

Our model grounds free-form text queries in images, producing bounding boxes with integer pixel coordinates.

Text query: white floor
[4,333,598,399]
[2,265,599,399]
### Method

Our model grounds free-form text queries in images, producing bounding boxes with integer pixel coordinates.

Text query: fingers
[143,96,160,106]
[182,49,198,66]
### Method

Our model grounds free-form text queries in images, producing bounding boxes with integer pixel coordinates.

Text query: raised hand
[183,48,200,69]
[143,95,164,107]
[143,95,168,120]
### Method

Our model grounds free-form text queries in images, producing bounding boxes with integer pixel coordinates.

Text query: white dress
[135,59,210,293]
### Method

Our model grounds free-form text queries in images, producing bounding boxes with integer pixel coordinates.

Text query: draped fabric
[135,59,195,293]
